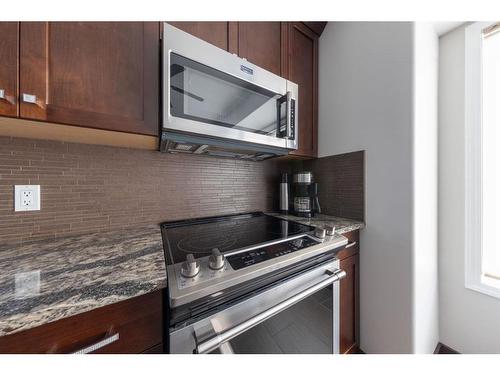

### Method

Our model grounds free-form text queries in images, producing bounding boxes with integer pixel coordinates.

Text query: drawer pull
[345,241,357,249]
[72,332,120,354]
[22,93,37,104]
[0,89,5,99]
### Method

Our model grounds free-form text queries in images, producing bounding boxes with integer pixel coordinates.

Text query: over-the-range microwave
[161,23,299,161]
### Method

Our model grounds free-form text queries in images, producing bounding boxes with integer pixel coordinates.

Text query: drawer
[336,230,360,261]
[0,290,163,354]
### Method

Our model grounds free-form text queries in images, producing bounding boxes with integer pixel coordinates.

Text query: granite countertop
[0,213,362,338]
[0,225,167,337]
[268,213,365,234]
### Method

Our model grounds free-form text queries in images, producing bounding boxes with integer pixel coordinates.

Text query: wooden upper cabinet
[19,22,159,136]
[0,22,19,118]
[303,22,327,36]
[234,22,283,76]
[167,22,284,75]
[286,22,318,158]
[167,22,231,51]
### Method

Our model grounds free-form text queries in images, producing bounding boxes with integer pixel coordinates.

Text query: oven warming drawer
[169,259,345,354]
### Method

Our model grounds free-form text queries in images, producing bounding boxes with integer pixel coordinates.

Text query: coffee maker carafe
[292,171,321,217]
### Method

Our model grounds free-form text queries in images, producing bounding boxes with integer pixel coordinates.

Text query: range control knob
[325,225,336,236]
[181,254,200,278]
[209,248,225,270]
[314,227,326,239]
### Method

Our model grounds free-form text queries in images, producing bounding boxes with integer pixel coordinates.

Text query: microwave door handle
[285,91,293,139]
[194,268,347,354]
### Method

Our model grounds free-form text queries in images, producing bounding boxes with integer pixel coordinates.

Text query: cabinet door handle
[72,332,120,354]
[0,89,16,104]
[22,93,37,104]
[345,241,357,249]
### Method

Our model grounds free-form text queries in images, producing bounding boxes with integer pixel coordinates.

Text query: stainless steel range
[160,212,347,354]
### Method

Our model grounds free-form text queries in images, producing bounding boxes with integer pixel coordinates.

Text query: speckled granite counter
[0,225,166,337]
[268,213,365,234]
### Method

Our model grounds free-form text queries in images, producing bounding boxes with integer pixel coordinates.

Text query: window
[465,22,500,298]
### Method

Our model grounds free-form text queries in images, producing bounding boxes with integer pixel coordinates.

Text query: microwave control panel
[290,98,296,139]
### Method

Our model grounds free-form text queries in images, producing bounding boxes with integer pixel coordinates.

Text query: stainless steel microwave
[161,23,299,161]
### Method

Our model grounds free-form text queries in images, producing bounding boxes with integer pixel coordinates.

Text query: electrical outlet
[14,185,41,212]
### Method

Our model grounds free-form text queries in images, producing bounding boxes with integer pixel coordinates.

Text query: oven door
[169,259,345,354]
[163,23,298,151]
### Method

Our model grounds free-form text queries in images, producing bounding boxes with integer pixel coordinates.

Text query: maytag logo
[240,65,254,75]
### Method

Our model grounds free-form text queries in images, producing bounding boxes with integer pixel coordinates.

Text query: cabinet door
[286,22,318,158]
[236,22,283,76]
[302,22,327,36]
[167,22,231,51]
[339,253,360,354]
[0,22,19,117]
[19,22,159,136]
[0,290,163,354]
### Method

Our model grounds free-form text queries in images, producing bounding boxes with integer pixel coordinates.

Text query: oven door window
[216,285,334,354]
[170,53,287,138]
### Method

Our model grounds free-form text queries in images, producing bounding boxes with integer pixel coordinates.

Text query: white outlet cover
[14,185,41,212]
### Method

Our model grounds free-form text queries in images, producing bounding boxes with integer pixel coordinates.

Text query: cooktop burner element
[160,212,316,265]
[177,233,238,254]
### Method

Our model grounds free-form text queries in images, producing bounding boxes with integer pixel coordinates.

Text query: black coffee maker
[292,171,321,217]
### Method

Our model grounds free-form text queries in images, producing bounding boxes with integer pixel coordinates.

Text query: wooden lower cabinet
[0,290,163,354]
[141,343,164,354]
[338,230,360,354]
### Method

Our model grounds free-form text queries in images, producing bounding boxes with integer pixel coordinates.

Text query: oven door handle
[195,268,347,354]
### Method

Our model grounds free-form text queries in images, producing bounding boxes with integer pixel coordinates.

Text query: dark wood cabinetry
[303,22,328,37]
[233,22,284,76]
[286,22,318,158]
[167,22,232,51]
[337,230,360,354]
[18,22,159,136]
[0,22,19,117]
[1,21,321,153]
[0,290,163,354]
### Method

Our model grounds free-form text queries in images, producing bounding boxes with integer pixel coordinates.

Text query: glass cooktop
[160,212,316,265]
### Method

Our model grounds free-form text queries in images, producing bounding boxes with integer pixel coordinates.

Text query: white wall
[439,24,500,353]
[412,23,439,353]
[319,22,414,353]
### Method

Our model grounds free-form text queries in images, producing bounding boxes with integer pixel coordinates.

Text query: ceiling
[432,22,466,36]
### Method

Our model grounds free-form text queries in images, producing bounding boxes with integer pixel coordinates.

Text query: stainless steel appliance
[160,212,347,354]
[161,23,299,161]
[279,173,290,214]
[292,171,321,217]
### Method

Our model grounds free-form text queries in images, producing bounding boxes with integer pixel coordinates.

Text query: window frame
[464,21,500,299]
